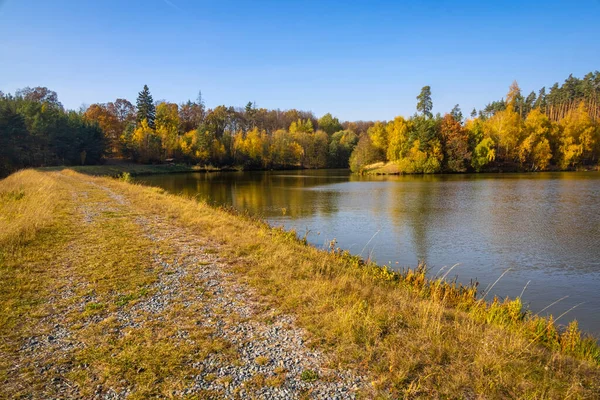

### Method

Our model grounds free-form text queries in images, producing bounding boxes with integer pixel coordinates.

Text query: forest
[1,71,600,177]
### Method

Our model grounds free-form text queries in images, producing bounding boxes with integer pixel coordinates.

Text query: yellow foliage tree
[558,102,598,168]
[519,109,553,170]
[155,102,180,158]
[484,103,522,163]
[131,119,162,163]
[386,117,410,162]
[368,121,388,155]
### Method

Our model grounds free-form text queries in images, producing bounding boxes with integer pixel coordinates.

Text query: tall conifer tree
[136,84,156,128]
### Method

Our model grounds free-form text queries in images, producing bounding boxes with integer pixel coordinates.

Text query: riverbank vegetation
[1,169,599,398]
[2,72,600,177]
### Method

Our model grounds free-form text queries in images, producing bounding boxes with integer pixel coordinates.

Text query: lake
[136,170,600,336]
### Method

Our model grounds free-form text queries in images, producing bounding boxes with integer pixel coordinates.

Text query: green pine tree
[416,86,433,118]
[136,84,156,128]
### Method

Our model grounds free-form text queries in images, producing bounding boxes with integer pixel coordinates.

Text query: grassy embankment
[1,168,600,398]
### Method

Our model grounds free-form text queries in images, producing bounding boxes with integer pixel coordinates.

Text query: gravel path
[14,177,367,399]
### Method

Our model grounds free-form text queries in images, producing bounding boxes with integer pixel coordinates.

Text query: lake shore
[361,161,600,175]
[1,169,599,398]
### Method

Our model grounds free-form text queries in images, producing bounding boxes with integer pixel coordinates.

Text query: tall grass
[0,170,62,253]
[108,172,599,397]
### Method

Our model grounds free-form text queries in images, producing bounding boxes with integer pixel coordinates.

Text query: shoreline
[34,161,600,181]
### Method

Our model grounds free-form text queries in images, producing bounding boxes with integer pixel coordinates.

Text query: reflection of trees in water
[385,175,458,265]
[143,170,345,219]
[227,173,342,219]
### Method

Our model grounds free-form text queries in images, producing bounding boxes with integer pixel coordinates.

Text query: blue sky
[1,0,599,121]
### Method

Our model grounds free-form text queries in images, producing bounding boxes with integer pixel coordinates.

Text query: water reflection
[137,170,600,336]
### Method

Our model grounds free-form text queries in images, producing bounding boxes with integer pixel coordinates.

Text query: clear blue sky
[1,0,599,121]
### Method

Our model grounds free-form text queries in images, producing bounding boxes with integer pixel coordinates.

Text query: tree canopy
[2,72,600,177]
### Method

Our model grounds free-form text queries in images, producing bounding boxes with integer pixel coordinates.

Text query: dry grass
[361,161,404,175]
[0,170,233,398]
[2,168,600,399]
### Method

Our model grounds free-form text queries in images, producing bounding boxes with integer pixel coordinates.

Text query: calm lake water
[137,170,600,336]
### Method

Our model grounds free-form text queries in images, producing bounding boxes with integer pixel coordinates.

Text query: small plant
[255,356,269,366]
[300,369,318,382]
[243,373,265,388]
[265,374,286,387]
[118,172,132,183]
[1,189,25,201]
[85,302,104,311]
[115,293,137,306]
[217,375,233,387]
[274,366,287,374]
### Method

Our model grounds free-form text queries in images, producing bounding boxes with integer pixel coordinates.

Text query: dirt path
[11,175,366,399]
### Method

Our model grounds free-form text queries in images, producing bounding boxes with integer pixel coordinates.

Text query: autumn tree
[558,102,598,168]
[519,108,553,170]
[131,119,161,163]
[386,116,410,161]
[304,130,329,168]
[440,114,471,172]
[368,122,388,157]
[471,137,496,172]
[234,127,267,167]
[155,102,180,158]
[270,129,303,168]
[484,95,522,164]
[349,134,381,172]
[15,86,63,109]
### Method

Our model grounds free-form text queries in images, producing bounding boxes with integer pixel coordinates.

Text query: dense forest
[1,71,600,177]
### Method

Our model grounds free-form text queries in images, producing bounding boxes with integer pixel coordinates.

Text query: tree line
[351,73,600,174]
[1,71,599,177]
[0,87,104,176]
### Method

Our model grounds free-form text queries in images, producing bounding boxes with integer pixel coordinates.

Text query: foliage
[349,134,382,172]
[416,85,433,118]
[328,130,358,168]
[317,113,343,135]
[440,113,471,172]
[3,73,600,176]
[471,137,496,172]
[136,85,156,128]
[0,91,105,177]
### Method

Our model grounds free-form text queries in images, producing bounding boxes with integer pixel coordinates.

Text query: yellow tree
[386,116,410,162]
[270,129,302,168]
[484,103,522,163]
[131,119,162,162]
[368,121,388,156]
[233,128,268,167]
[506,80,522,107]
[519,108,554,170]
[305,130,329,168]
[558,102,599,168]
[155,102,180,158]
[471,137,496,172]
